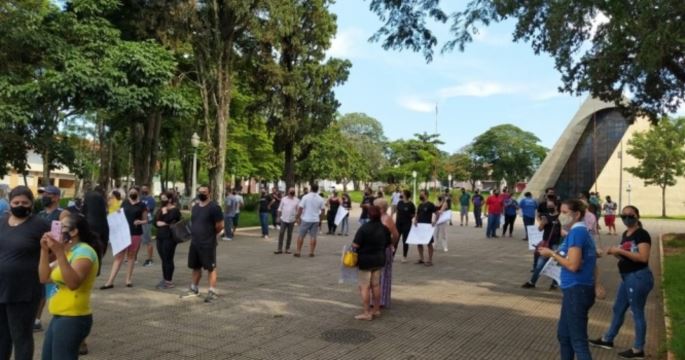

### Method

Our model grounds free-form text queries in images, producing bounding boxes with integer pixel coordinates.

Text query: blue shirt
[0,199,8,216]
[559,223,596,289]
[504,198,518,216]
[520,197,537,218]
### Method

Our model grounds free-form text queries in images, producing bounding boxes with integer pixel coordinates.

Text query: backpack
[171,219,192,243]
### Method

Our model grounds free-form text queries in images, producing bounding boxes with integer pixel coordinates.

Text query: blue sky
[329,0,590,152]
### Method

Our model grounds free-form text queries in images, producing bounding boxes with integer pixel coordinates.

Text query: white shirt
[299,192,325,223]
[278,196,300,223]
[391,192,401,206]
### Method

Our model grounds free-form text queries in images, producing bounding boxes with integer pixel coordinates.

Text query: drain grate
[321,328,375,344]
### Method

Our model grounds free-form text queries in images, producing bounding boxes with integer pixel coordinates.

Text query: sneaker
[263,235,269,240]
[549,283,559,291]
[223,237,233,241]
[143,259,153,267]
[521,282,535,289]
[588,338,614,350]
[33,320,42,332]
[180,287,200,298]
[618,349,645,359]
[443,248,448,253]
[204,290,219,303]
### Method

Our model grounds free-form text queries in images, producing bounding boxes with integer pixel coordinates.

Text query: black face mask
[419,196,426,202]
[160,200,169,206]
[129,194,138,201]
[41,196,53,207]
[198,193,208,202]
[141,191,149,196]
[289,191,295,196]
[10,206,32,218]
[547,207,556,213]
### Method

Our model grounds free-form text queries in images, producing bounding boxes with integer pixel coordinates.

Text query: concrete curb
[660,233,676,360]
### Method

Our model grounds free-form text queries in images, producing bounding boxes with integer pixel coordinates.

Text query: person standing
[434,193,450,252]
[485,189,504,238]
[232,188,245,235]
[269,187,282,230]
[590,206,653,359]
[183,186,223,302]
[459,188,470,226]
[294,184,325,258]
[339,192,352,236]
[372,198,399,309]
[390,189,401,217]
[351,205,391,321]
[0,186,50,360]
[502,196,519,238]
[519,192,538,241]
[38,212,100,360]
[415,190,437,266]
[140,185,156,267]
[395,190,416,263]
[35,185,63,331]
[539,199,597,360]
[154,192,181,289]
[603,196,618,236]
[522,199,561,289]
[100,187,147,289]
[275,188,299,254]
[258,189,271,239]
[472,190,484,228]
[326,191,341,235]
[107,190,122,215]
[359,188,375,225]
[222,189,239,241]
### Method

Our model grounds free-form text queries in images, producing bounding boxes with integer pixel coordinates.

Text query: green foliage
[469,124,547,187]
[663,246,685,358]
[626,118,685,217]
[296,123,364,183]
[368,0,685,119]
[382,132,445,184]
[338,113,387,181]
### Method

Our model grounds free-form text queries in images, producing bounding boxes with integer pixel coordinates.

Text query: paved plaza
[33,211,675,360]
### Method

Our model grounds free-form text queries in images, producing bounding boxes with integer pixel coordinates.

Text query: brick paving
[33,212,676,359]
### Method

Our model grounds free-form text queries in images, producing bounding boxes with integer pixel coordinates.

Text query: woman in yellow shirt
[39,212,100,360]
[107,190,122,215]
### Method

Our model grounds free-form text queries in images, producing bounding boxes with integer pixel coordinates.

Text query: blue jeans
[473,206,483,227]
[340,215,349,235]
[486,214,500,237]
[224,215,234,238]
[529,246,559,285]
[259,212,270,236]
[558,285,595,360]
[603,267,654,351]
[523,216,535,239]
[42,314,93,360]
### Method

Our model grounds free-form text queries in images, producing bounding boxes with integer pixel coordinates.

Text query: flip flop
[99,284,114,290]
[126,283,133,288]
[415,260,424,265]
[293,253,301,257]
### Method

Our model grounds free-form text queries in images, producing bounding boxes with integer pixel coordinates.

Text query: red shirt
[486,195,504,214]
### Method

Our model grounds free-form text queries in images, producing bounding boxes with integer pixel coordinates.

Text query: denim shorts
[298,221,319,238]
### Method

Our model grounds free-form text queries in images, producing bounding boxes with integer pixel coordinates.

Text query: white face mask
[558,213,575,228]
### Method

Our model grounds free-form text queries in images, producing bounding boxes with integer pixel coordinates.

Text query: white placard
[406,223,435,245]
[541,258,562,284]
[436,210,452,225]
[334,206,348,226]
[527,225,544,250]
[107,211,132,256]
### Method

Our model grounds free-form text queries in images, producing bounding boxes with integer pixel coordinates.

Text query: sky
[328,0,595,152]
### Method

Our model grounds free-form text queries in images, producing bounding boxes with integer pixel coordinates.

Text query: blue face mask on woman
[621,215,638,227]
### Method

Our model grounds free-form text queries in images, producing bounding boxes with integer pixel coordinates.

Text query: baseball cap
[38,185,61,196]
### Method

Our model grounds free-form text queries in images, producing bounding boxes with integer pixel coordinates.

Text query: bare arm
[609,243,651,263]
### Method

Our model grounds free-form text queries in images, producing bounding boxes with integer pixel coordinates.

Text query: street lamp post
[191,132,200,199]
[626,181,632,205]
[412,171,417,204]
[448,174,452,191]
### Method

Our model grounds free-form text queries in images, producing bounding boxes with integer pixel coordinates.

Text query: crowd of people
[0,182,655,360]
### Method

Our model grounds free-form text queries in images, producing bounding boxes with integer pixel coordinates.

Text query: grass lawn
[663,233,685,359]
[642,215,685,220]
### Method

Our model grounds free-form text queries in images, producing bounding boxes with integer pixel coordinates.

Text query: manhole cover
[321,329,375,344]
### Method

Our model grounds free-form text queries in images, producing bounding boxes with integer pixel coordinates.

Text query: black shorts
[188,243,217,271]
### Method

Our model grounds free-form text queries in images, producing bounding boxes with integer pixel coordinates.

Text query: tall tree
[469,124,547,189]
[338,112,387,182]
[368,0,685,119]
[626,118,685,217]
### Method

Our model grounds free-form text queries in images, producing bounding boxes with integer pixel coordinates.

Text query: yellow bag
[342,247,358,267]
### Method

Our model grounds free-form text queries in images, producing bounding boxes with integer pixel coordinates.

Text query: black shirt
[191,201,223,247]
[416,201,436,224]
[270,192,281,211]
[0,214,50,303]
[83,190,109,242]
[618,228,651,274]
[542,214,562,247]
[38,208,62,222]
[341,196,351,210]
[396,201,416,229]
[353,220,391,270]
[155,207,182,241]
[360,195,375,219]
[444,195,452,210]
[328,197,341,215]
[122,200,146,236]
[472,194,483,207]
[259,194,271,213]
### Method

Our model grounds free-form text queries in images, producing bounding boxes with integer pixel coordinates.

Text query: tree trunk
[662,185,667,218]
[284,143,295,190]
[145,111,163,188]
[41,149,51,186]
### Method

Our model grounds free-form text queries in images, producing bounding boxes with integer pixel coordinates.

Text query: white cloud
[472,29,511,47]
[589,12,610,39]
[437,81,522,98]
[399,96,435,113]
[328,27,366,59]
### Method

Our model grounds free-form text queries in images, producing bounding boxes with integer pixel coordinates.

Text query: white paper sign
[334,206,348,226]
[107,211,132,256]
[527,225,544,250]
[436,210,452,225]
[406,223,434,245]
[541,258,562,284]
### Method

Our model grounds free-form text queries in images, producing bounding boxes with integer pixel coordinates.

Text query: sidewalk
[33,213,671,359]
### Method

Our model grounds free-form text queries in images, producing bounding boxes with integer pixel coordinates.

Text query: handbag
[342,246,358,268]
[171,219,192,243]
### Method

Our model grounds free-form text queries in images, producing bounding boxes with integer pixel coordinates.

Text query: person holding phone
[0,186,50,360]
[39,212,100,360]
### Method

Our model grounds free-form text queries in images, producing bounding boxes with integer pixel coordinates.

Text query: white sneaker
[263,235,269,240]
[401,257,407,263]
[443,248,448,253]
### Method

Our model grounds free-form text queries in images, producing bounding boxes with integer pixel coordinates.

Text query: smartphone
[50,220,62,242]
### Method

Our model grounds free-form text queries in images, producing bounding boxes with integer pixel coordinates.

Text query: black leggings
[156,236,178,282]
[327,210,337,234]
[399,227,411,258]
[503,215,517,235]
[0,298,40,360]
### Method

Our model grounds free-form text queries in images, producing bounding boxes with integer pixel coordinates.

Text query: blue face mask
[621,216,638,227]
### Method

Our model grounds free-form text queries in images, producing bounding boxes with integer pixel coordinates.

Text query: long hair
[63,212,103,262]
[562,199,586,219]
[622,205,643,228]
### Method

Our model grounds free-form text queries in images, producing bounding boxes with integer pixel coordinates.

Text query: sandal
[309,254,315,258]
[424,262,434,267]
[293,253,301,257]
[285,250,292,254]
[126,283,133,288]
[100,284,114,290]
[415,260,424,265]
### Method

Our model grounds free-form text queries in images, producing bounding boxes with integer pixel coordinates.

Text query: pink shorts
[125,235,142,253]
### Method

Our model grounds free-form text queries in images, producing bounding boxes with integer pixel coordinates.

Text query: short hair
[402,190,411,199]
[311,184,319,192]
[112,190,121,200]
[9,186,34,203]
[373,198,389,211]
[367,205,382,221]
[524,192,532,197]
